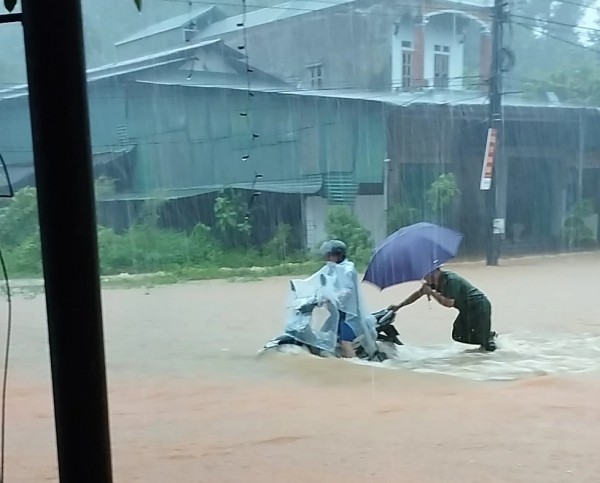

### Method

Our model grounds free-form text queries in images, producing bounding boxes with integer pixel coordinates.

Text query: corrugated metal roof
[115,6,225,46]
[197,0,355,40]
[98,176,323,202]
[137,64,287,90]
[134,79,600,112]
[262,87,597,110]
[88,39,233,75]
[0,39,242,102]
[0,147,135,193]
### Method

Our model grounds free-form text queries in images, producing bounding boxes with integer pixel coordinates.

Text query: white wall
[304,195,386,251]
[305,196,328,249]
[391,15,466,91]
[354,195,386,246]
[424,19,465,90]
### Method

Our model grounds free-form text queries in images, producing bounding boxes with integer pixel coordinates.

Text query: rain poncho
[284,260,378,357]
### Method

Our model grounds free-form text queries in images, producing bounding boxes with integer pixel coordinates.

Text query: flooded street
[4,252,600,482]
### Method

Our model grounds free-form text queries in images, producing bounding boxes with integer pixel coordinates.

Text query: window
[308,64,323,89]
[401,40,412,89]
[434,44,450,88]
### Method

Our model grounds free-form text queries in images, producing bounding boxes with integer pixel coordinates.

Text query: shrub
[6,232,42,275]
[0,186,39,248]
[326,206,373,264]
[97,225,194,273]
[214,189,252,249]
[562,199,597,249]
[264,223,293,262]
[0,187,311,277]
[426,173,460,224]
[187,223,220,263]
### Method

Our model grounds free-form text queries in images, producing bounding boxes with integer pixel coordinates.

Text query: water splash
[373,332,600,381]
[263,332,600,382]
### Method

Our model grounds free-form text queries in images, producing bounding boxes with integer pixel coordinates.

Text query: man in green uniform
[389,268,497,352]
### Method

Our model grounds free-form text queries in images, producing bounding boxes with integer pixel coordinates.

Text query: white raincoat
[284,260,378,357]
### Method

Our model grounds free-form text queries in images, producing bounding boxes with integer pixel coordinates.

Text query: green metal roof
[98,176,322,202]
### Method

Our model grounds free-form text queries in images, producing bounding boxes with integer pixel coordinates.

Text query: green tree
[509,0,589,97]
[426,173,460,225]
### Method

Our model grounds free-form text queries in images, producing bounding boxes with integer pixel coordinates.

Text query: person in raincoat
[319,240,379,358]
[389,268,497,352]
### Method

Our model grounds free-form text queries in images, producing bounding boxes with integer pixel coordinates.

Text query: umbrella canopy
[363,222,463,289]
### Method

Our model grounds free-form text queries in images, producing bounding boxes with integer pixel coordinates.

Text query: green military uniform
[437,271,494,349]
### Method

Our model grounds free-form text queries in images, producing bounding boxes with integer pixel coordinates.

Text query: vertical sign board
[480,128,498,191]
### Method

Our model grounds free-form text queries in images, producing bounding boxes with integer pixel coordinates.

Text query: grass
[103,260,323,287]
[3,260,325,293]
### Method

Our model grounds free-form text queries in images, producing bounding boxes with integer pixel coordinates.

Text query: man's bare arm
[390,287,425,311]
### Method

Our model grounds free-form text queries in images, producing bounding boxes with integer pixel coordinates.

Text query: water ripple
[376,332,600,381]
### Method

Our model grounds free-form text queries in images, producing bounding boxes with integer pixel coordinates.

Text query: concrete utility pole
[21,1,113,481]
[484,0,508,266]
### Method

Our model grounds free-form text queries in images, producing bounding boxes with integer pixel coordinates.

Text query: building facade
[192,0,492,92]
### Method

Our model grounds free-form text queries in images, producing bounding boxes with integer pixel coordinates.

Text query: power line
[441,93,488,105]
[512,13,600,33]
[507,73,599,102]
[514,20,600,55]
[553,0,600,12]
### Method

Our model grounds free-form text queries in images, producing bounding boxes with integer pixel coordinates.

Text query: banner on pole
[480,128,498,191]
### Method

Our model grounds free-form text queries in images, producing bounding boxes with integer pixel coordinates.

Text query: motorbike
[258,274,404,362]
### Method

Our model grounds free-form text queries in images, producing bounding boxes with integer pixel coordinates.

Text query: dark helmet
[319,239,347,258]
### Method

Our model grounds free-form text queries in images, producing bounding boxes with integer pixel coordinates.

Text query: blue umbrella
[363,222,463,289]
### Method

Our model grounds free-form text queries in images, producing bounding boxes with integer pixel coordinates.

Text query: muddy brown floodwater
[4,253,600,482]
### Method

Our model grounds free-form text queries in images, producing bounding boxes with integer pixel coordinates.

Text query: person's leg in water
[451,301,497,352]
[477,299,497,351]
[337,312,357,358]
